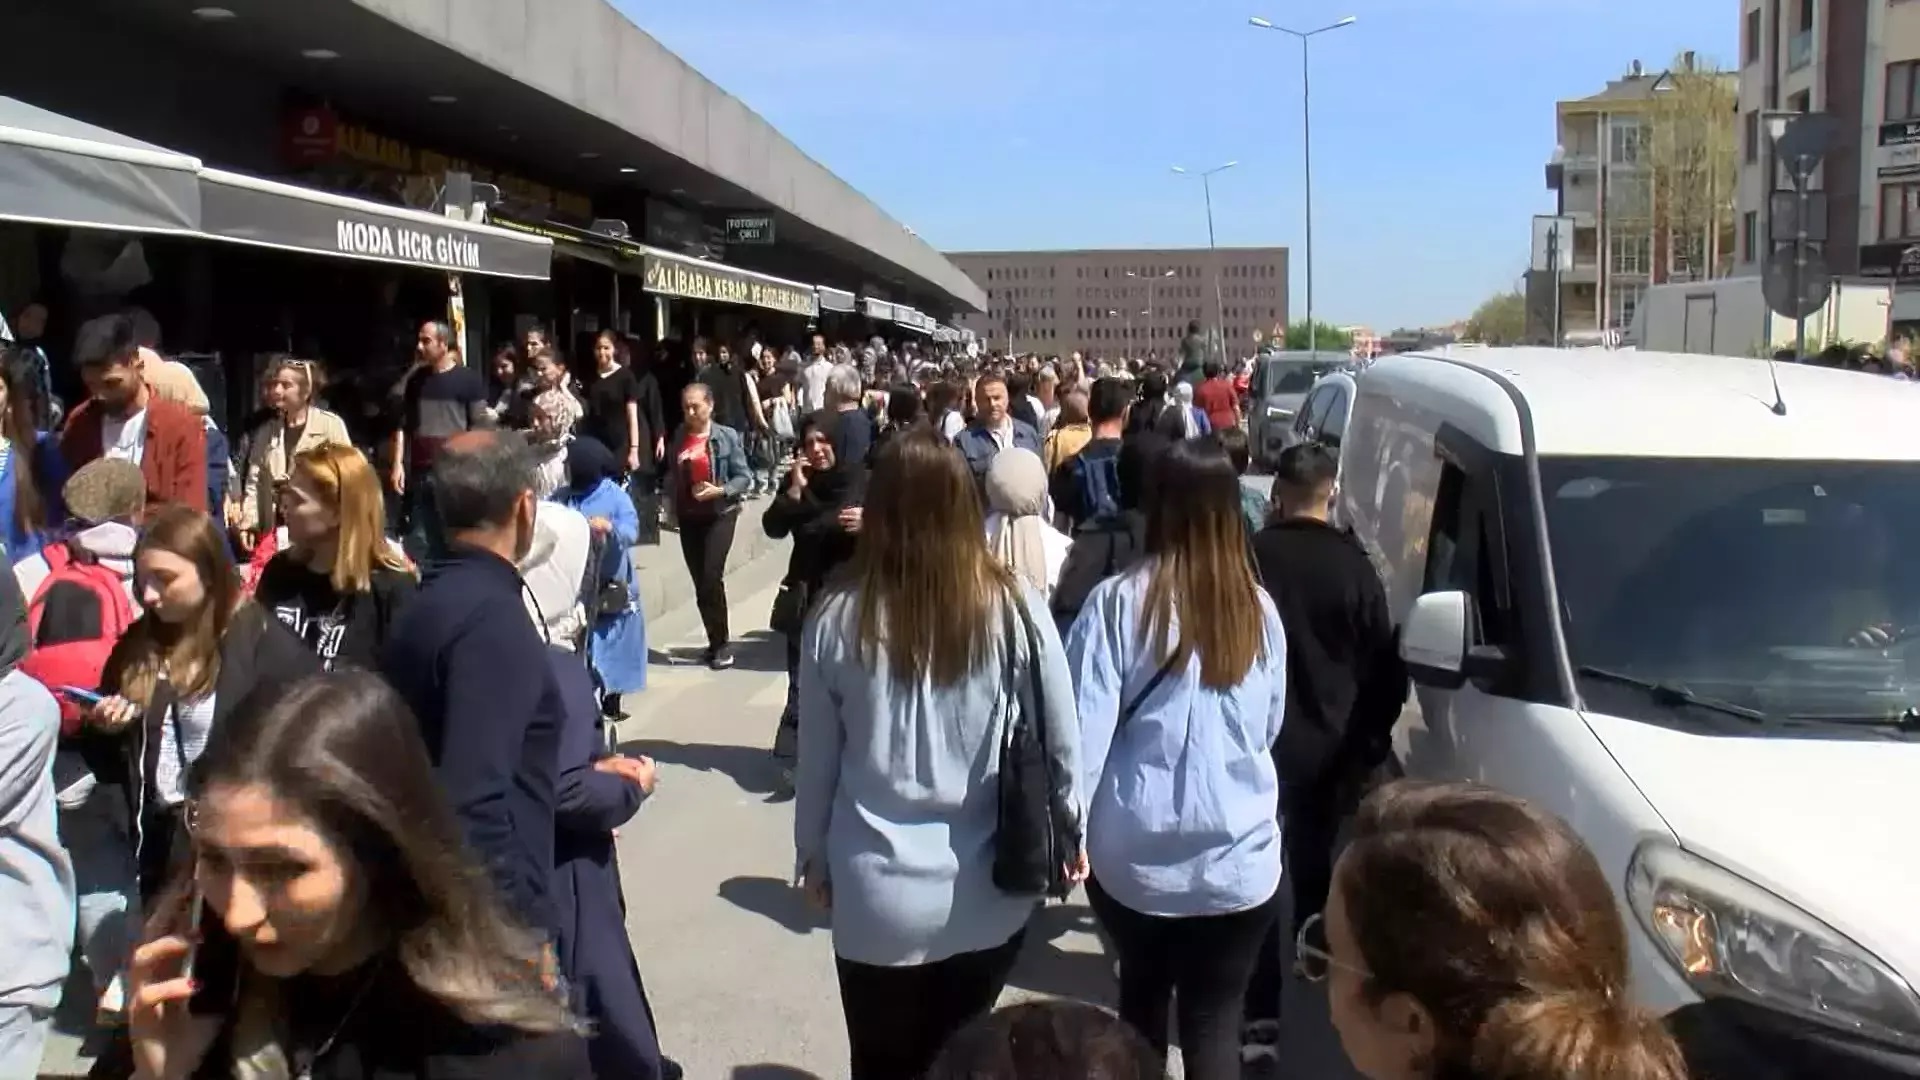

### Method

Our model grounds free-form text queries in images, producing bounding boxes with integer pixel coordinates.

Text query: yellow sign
[323,117,594,220]
[642,255,817,317]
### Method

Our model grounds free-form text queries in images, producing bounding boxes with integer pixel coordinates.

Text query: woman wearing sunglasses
[1309,780,1686,1080]
[231,357,350,553]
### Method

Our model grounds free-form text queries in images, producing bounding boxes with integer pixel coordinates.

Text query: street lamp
[1172,161,1239,359]
[1129,268,1177,349]
[1248,13,1357,355]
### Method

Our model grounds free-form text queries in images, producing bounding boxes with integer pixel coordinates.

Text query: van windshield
[1541,457,1920,726]
[1266,362,1325,395]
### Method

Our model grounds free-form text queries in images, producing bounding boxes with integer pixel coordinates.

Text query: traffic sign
[1763,244,1829,320]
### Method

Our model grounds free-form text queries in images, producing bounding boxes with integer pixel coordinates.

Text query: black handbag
[992,588,1081,899]
[769,580,810,638]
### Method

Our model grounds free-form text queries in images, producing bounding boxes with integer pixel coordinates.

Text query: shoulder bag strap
[1121,652,1181,728]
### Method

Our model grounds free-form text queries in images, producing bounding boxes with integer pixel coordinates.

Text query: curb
[630,497,789,626]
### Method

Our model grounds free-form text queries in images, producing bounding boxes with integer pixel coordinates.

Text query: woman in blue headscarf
[559,436,648,714]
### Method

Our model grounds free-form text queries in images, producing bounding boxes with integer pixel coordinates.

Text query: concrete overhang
[83,0,984,315]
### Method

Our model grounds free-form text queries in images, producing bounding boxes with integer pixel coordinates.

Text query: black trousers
[834,929,1027,1080]
[1087,876,1278,1080]
[628,471,661,547]
[676,511,737,650]
[1245,777,1349,1025]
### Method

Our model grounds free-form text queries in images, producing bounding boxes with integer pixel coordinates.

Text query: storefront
[0,96,554,436]
[639,246,818,348]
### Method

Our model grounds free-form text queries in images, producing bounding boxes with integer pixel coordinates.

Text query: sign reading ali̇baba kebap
[642,251,817,316]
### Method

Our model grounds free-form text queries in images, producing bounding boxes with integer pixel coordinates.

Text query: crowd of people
[0,308,1702,1080]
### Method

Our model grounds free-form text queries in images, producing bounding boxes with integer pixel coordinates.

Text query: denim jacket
[665,422,753,513]
[954,419,1043,484]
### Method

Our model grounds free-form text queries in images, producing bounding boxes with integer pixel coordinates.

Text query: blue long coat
[560,478,648,694]
[547,647,663,1080]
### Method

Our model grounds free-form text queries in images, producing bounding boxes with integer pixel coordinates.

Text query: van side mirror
[1402,591,1470,689]
[1401,590,1509,690]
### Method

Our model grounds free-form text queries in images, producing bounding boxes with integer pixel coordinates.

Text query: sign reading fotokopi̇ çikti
[641,252,818,317]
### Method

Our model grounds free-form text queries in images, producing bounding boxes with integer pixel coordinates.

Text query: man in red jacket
[59,314,206,514]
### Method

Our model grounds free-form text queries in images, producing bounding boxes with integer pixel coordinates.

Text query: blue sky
[625,0,1733,330]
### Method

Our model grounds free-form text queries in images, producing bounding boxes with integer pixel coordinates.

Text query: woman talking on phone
[124,672,591,1079]
[85,504,319,902]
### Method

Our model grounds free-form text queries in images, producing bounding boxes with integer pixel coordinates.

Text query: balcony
[1562,259,1600,285]
[1787,29,1814,73]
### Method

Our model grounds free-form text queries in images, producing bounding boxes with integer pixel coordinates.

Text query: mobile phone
[185,890,241,1016]
[56,686,103,706]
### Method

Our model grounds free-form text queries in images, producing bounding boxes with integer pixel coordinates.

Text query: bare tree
[1644,54,1738,280]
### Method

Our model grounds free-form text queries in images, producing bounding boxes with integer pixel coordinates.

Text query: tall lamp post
[1130,268,1176,350]
[1172,161,1239,359]
[1248,14,1356,355]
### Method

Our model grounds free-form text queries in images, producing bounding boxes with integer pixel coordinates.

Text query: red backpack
[20,540,136,736]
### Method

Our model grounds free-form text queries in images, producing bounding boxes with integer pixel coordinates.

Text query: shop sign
[1877,122,1920,178]
[861,297,897,322]
[725,215,776,245]
[1860,241,1920,280]
[198,169,553,280]
[642,253,817,316]
[281,106,593,220]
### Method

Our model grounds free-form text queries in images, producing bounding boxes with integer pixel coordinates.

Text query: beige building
[1734,0,1920,325]
[945,247,1289,358]
[1541,59,1738,338]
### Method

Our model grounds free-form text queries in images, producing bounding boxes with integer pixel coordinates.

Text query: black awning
[0,96,200,235]
[640,248,818,317]
[198,168,553,280]
[816,286,857,313]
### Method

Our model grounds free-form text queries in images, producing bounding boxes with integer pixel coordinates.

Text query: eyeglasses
[1294,912,1370,983]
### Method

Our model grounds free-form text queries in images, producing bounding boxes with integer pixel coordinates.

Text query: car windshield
[1542,457,1920,726]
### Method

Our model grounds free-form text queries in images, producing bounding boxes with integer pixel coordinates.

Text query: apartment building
[1539,59,1738,339]
[1734,0,1920,325]
[945,247,1290,357]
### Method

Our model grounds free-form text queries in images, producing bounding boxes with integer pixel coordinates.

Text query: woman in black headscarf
[761,410,866,781]
[556,436,648,714]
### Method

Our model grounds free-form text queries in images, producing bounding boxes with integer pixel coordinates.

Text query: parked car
[1247,350,1344,469]
[1337,346,1920,1076]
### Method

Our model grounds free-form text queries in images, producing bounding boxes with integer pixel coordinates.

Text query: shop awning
[816,286,857,313]
[860,296,896,322]
[198,168,554,280]
[0,96,201,235]
[895,306,929,334]
[492,216,644,272]
[640,247,817,317]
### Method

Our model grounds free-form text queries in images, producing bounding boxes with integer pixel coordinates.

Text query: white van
[1338,347,1920,1071]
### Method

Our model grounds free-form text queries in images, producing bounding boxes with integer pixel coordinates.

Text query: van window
[1302,386,1337,436]
[1424,463,1513,652]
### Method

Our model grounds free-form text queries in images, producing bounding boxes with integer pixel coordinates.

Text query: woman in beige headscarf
[983,447,1073,598]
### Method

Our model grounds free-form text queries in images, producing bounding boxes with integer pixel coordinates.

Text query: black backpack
[1050,514,1147,637]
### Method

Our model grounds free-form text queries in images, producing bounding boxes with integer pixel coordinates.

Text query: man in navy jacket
[953,373,1041,489]
[380,429,564,940]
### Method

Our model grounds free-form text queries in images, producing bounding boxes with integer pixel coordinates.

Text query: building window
[1742,210,1759,261]
[1609,121,1645,166]
[1615,285,1646,331]
[1744,111,1759,164]
[1744,8,1761,65]
[1889,61,1920,122]
[1881,183,1920,240]
[1611,233,1650,275]
[1797,0,1814,32]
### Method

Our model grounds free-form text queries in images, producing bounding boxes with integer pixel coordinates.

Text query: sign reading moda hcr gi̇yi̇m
[642,251,817,317]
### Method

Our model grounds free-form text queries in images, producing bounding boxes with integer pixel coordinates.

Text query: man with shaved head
[379,428,564,941]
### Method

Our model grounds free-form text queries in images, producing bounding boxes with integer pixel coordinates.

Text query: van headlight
[1627,842,1920,1050]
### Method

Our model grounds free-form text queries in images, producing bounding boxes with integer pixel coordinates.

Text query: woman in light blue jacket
[795,429,1082,1080]
[1066,435,1288,1080]
[557,436,648,712]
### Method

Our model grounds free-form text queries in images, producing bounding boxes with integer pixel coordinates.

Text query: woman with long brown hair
[125,671,590,1078]
[794,429,1083,1080]
[1316,781,1687,1080]
[253,444,416,671]
[1065,434,1288,1080]
[83,504,319,901]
